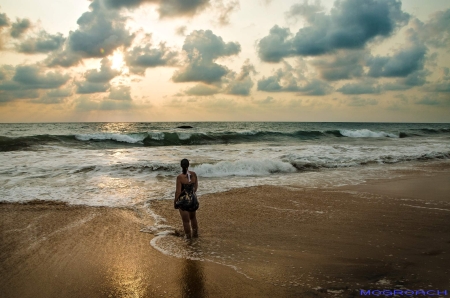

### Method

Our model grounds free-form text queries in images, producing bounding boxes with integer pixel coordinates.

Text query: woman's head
[181,159,189,174]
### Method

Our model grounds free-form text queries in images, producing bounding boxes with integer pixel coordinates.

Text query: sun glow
[111,51,126,71]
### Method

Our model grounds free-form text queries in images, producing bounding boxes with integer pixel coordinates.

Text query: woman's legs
[189,211,198,238]
[179,210,198,239]
[179,210,191,239]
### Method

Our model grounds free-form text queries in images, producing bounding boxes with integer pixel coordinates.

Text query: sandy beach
[1,166,450,297]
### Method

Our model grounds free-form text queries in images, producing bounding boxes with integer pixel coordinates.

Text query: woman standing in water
[174,159,199,239]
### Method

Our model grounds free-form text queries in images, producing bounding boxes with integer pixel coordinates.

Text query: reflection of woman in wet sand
[180,259,206,298]
[174,159,199,239]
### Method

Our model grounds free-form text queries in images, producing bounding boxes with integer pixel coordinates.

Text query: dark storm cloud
[224,60,256,96]
[125,42,178,75]
[103,0,210,18]
[257,61,332,95]
[337,81,381,94]
[312,51,364,81]
[172,30,240,84]
[76,58,120,94]
[108,85,132,100]
[17,31,65,54]
[46,0,134,67]
[258,0,409,62]
[0,12,10,28]
[10,18,31,38]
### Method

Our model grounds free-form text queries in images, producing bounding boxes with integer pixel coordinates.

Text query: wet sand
[1,169,450,297]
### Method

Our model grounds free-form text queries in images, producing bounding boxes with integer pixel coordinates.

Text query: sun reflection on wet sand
[106,254,149,298]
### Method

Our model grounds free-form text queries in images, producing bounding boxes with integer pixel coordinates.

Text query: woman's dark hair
[181,159,189,174]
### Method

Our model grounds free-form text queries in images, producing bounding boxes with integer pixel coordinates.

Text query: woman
[174,159,199,239]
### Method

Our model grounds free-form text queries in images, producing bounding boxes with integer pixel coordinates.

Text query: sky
[0,0,449,123]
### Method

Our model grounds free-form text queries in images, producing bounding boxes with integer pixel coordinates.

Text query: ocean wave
[194,159,297,177]
[1,126,449,151]
[287,150,450,170]
[75,133,146,143]
[339,129,398,138]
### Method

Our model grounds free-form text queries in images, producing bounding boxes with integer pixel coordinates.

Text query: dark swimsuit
[176,172,199,212]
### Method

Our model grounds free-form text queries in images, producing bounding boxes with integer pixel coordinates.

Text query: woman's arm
[193,172,198,193]
[174,176,181,208]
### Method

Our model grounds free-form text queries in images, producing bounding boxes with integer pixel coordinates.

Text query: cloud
[253,96,275,104]
[76,58,120,94]
[0,64,69,102]
[175,26,187,36]
[366,34,427,78]
[30,88,73,104]
[185,84,220,96]
[10,18,31,38]
[108,85,132,100]
[158,0,210,18]
[6,65,70,89]
[415,96,442,106]
[347,97,378,107]
[312,50,365,81]
[257,25,292,63]
[172,30,240,84]
[182,29,240,61]
[224,60,256,96]
[74,95,134,111]
[363,29,429,90]
[17,31,65,54]
[76,82,110,94]
[0,89,39,102]
[103,0,210,18]
[285,0,323,21]
[423,68,450,93]
[46,0,134,67]
[173,61,229,84]
[0,13,10,28]
[413,10,450,48]
[337,81,381,94]
[215,0,240,26]
[257,61,332,95]
[258,0,409,62]
[125,41,178,75]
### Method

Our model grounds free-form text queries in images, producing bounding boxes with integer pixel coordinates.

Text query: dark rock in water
[177,125,193,129]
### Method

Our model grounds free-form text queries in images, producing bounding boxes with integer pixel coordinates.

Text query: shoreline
[1,168,450,297]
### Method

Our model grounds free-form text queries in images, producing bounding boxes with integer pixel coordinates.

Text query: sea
[1,122,449,207]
